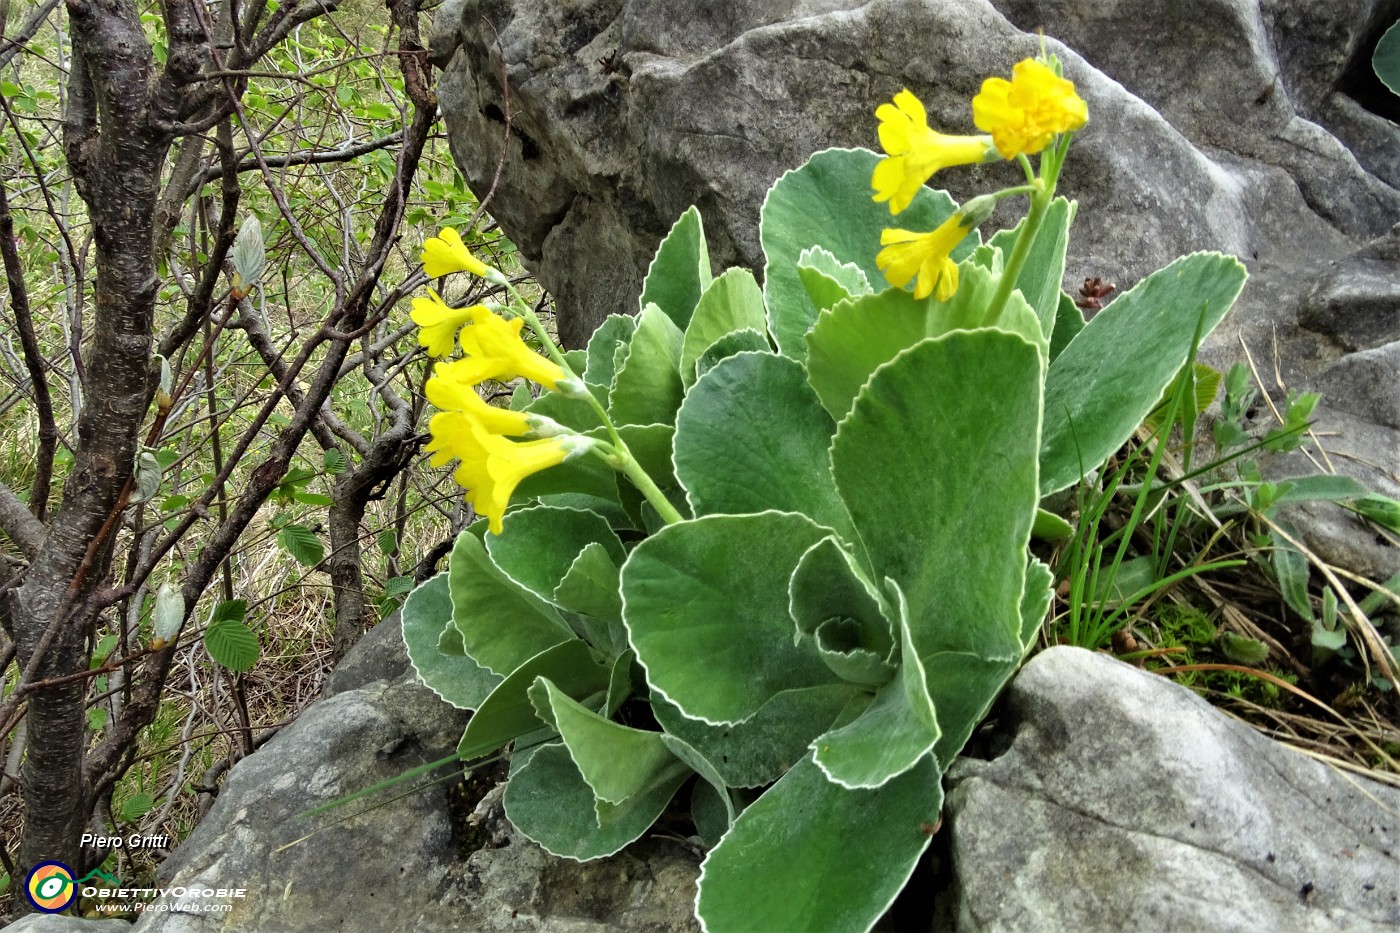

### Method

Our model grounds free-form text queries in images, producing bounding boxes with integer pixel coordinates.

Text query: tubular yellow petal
[876,214,971,302]
[422,227,497,279]
[425,365,533,436]
[410,291,487,358]
[457,311,568,390]
[873,89,994,214]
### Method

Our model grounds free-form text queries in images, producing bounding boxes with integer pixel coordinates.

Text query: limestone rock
[941,646,1400,932]
[431,0,1400,575]
[130,614,700,932]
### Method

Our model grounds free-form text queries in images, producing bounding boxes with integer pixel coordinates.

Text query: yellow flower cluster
[416,228,589,534]
[872,56,1087,301]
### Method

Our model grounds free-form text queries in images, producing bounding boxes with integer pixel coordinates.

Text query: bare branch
[0,0,59,71]
[0,480,44,558]
[188,130,406,193]
[0,161,56,521]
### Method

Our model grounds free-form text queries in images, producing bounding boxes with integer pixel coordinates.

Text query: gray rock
[5,918,134,933]
[131,618,699,932]
[431,0,1400,575]
[942,646,1400,932]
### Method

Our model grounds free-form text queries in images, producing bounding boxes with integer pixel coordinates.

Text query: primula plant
[400,53,1246,931]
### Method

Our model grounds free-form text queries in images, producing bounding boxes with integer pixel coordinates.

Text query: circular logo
[26,861,77,913]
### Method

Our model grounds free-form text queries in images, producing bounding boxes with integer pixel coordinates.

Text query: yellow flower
[425,363,534,436]
[422,227,499,280]
[972,58,1088,159]
[876,213,973,301]
[872,89,995,215]
[426,412,580,534]
[453,308,570,391]
[411,290,490,358]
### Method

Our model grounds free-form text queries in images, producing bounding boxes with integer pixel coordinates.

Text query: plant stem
[506,285,683,526]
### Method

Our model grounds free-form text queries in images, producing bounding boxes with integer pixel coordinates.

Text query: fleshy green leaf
[796,245,873,314]
[1048,291,1084,362]
[651,685,858,789]
[761,147,969,360]
[608,303,685,426]
[789,536,895,677]
[504,742,688,861]
[694,327,770,381]
[674,352,856,545]
[988,196,1075,340]
[457,640,609,760]
[486,504,625,603]
[696,753,941,933]
[529,678,692,805]
[552,542,625,652]
[403,573,501,710]
[639,205,712,332]
[1040,252,1247,495]
[1375,20,1400,95]
[680,268,767,388]
[1020,559,1055,650]
[622,512,840,724]
[811,580,939,789]
[205,618,259,673]
[833,329,1040,662]
[584,314,637,406]
[448,531,575,677]
[805,262,1043,423]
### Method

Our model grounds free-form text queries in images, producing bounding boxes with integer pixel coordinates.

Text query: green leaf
[291,492,334,506]
[1032,508,1074,542]
[1310,619,1348,653]
[231,216,265,292]
[1271,523,1314,621]
[120,793,155,823]
[529,678,692,805]
[1375,20,1400,95]
[457,640,609,760]
[811,580,939,789]
[403,573,501,710]
[805,262,1043,423]
[795,245,873,314]
[504,741,689,862]
[213,599,247,624]
[151,582,184,646]
[789,536,895,679]
[622,512,840,724]
[583,314,636,407]
[674,352,857,545]
[652,685,858,789]
[277,524,324,566]
[833,329,1040,662]
[694,328,771,381]
[639,205,712,332]
[696,753,941,933]
[1352,493,1400,533]
[761,147,970,360]
[553,543,626,655]
[1219,632,1269,666]
[679,268,767,388]
[832,330,1040,766]
[323,448,347,474]
[447,531,575,677]
[205,618,260,672]
[1040,252,1247,495]
[608,303,685,426]
[1020,559,1055,650]
[988,197,1075,340]
[486,504,625,603]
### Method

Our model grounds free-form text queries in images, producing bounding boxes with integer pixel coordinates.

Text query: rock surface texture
[943,647,1400,933]
[98,628,1400,932]
[430,0,1400,577]
[126,615,701,933]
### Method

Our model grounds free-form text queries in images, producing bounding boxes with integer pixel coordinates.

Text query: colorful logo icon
[26,861,77,913]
